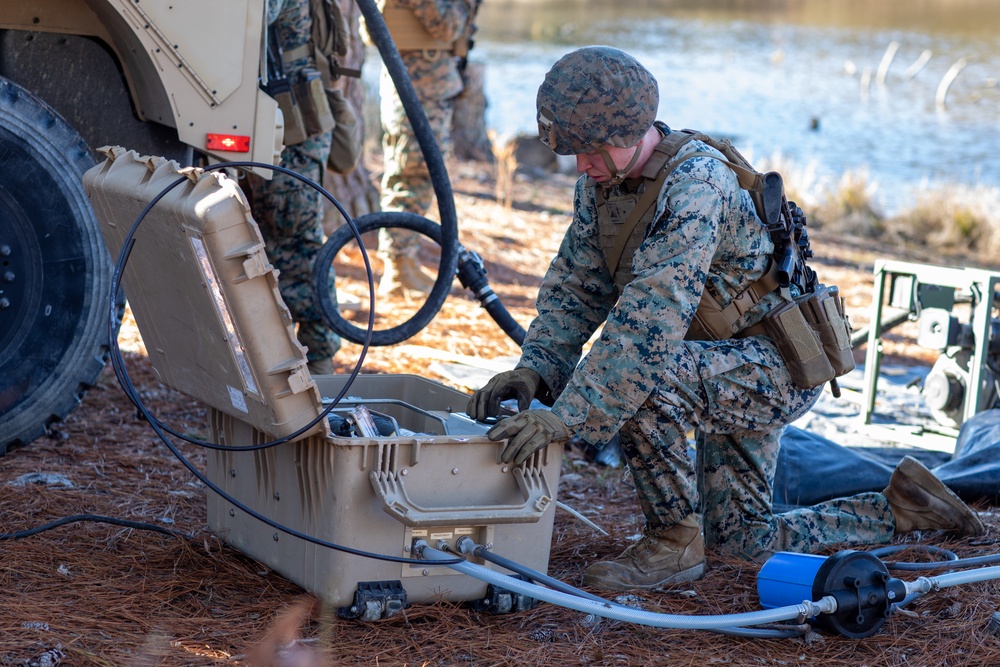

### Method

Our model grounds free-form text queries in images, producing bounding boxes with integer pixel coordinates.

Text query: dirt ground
[2,159,999,666]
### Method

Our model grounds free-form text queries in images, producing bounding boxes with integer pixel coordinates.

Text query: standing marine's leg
[251,132,341,370]
[253,0,340,373]
[377,53,459,295]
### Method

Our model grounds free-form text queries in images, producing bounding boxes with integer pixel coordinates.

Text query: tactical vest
[369,0,476,57]
[596,123,778,341]
[596,126,856,391]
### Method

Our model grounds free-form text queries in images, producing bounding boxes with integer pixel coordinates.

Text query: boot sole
[583,562,707,592]
[896,456,985,537]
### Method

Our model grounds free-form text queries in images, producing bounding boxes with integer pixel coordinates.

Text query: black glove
[466,368,541,422]
[487,409,571,466]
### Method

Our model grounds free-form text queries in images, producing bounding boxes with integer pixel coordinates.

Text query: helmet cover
[536,46,659,155]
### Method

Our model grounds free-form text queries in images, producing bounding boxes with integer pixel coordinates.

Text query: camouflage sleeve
[516,178,619,398]
[273,0,313,72]
[395,0,472,43]
[543,157,741,445]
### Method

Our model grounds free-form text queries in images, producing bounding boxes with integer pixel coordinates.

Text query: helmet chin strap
[598,144,643,186]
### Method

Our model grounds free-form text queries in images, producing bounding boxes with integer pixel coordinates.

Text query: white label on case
[228,385,249,413]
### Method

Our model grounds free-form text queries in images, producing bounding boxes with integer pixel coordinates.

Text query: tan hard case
[84,148,562,610]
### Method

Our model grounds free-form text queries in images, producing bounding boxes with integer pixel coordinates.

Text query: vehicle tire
[0,76,114,455]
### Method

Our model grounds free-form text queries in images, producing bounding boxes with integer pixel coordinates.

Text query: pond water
[463,0,1000,214]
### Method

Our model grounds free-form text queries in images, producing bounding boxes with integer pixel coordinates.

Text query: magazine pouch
[803,284,856,378]
[762,288,836,389]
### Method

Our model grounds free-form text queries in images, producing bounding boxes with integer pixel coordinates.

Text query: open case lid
[85,147,329,440]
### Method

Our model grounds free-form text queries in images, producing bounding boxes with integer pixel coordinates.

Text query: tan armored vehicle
[0,0,283,453]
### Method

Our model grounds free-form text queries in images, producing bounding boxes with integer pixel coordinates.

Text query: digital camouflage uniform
[516,132,896,561]
[473,47,980,591]
[377,0,473,257]
[252,0,340,365]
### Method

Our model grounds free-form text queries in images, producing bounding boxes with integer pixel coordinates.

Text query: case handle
[369,465,553,527]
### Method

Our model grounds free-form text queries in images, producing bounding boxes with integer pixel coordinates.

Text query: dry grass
[2,156,1000,666]
[885,183,1000,257]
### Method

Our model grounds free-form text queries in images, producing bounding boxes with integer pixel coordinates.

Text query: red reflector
[206,133,250,152]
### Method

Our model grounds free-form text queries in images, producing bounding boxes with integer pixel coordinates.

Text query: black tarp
[774,409,1000,510]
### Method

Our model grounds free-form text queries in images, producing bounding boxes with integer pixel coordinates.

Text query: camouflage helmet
[536,46,659,156]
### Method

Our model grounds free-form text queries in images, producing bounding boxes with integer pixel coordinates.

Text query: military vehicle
[0,0,283,453]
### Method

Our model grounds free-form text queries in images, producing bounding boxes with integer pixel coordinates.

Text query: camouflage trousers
[249,132,341,362]
[618,337,895,561]
[378,89,456,257]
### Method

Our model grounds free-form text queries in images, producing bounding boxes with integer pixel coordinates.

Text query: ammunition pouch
[276,68,336,147]
[325,88,362,175]
[759,284,854,390]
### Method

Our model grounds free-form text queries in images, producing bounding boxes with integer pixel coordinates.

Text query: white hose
[906,565,1000,597]
[419,544,837,630]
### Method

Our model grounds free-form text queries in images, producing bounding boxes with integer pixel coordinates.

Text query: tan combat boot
[583,514,706,591]
[883,456,984,537]
[378,251,436,298]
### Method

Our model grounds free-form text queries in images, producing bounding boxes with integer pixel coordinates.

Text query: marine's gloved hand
[487,409,571,466]
[466,368,541,422]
